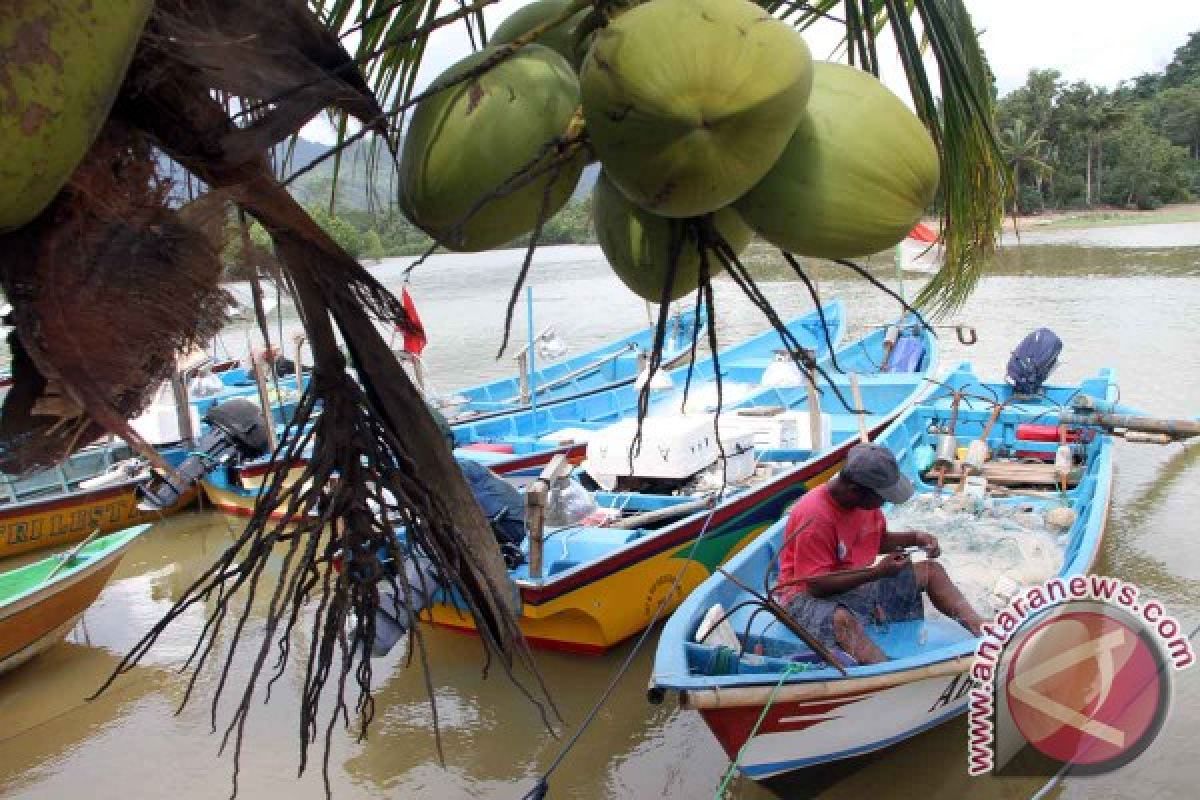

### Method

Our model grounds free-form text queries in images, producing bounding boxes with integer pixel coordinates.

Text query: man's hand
[915,532,941,559]
[873,552,910,577]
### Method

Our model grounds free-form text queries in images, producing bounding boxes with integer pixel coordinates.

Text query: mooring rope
[521,504,723,800]
[713,662,803,799]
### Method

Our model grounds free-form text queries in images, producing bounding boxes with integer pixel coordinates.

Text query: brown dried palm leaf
[81,4,550,796]
[0,121,230,474]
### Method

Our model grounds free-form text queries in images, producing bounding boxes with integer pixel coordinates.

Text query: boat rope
[520,505,722,800]
[714,662,803,799]
[1026,619,1200,800]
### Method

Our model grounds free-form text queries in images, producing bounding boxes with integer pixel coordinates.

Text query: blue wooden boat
[447,300,847,478]
[649,363,1118,790]
[204,302,847,514]
[407,317,934,654]
[439,307,705,422]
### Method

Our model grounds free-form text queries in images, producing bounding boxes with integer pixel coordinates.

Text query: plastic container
[964,475,988,500]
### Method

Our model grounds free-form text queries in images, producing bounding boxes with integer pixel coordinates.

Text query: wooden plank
[927,461,1082,487]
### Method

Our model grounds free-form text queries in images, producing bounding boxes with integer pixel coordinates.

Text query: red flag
[400,286,427,356]
[907,222,938,243]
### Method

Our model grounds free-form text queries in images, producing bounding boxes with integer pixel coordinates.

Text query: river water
[2,223,1200,800]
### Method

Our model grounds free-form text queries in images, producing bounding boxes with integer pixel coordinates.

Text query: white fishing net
[888,493,1070,619]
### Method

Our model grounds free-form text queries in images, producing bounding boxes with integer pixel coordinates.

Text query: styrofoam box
[717,410,833,452]
[584,415,756,479]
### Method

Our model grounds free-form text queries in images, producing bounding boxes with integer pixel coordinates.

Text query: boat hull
[0,534,136,675]
[699,433,1115,782]
[0,481,192,560]
[428,444,851,654]
[651,366,1118,785]
[695,660,974,780]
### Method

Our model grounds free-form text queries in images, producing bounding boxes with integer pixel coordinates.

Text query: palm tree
[0,0,1006,791]
[1000,118,1054,212]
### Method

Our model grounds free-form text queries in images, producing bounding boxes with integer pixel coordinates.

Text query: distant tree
[1000,119,1053,212]
[1154,85,1200,159]
[1103,118,1193,207]
[1163,32,1200,89]
[306,205,363,258]
[362,229,386,262]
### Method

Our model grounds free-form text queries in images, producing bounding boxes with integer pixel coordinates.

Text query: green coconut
[491,0,590,68]
[399,45,586,252]
[735,62,941,259]
[580,0,812,219]
[0,0,153,232]
[593,170,751,302]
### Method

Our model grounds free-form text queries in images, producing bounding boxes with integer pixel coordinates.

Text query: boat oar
[716,567,848,676]
[43,527,103,584]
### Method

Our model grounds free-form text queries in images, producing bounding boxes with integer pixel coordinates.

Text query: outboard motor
[1006,328,1063,397]
[137,398,271,510]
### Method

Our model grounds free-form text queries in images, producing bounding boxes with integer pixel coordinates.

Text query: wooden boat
[412,317,935,654]
[203,301,847,517]
[649,364,1118,790]
[0,524,149,675]
[438,306,704,422]
[0,442,192,561]
[446,299,846,479]
[0,354,275,561]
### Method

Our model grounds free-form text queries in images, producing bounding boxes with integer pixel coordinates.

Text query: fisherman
[775,443,985,665]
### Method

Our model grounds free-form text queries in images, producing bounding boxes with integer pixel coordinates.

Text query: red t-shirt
[776,484,886,602]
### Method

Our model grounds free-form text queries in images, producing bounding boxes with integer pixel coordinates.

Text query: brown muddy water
[2,223,1200,799]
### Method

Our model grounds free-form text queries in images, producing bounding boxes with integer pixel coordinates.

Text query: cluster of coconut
[399,0,940,302]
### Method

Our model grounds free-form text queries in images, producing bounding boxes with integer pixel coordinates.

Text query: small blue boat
[440,307,706,421]
[449,300,847,478]
[650,363,1119,790]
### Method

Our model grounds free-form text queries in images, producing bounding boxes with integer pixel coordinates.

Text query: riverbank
[1009,202,1200,231]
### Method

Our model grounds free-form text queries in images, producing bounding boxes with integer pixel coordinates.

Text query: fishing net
[889,495,1068,618]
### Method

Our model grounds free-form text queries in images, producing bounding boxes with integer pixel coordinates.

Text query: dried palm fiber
[147,0,390,163]
[73,2,551,794]
[0,121,230,474]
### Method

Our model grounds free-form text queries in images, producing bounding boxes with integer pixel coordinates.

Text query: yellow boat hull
[0,482,191,561]
[430,459,842,655]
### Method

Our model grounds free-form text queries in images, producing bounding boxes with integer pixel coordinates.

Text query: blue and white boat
[439,307,705,422]
[649,363,1119,791]
[449,300,847,479]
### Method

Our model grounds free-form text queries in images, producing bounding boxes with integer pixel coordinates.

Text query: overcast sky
[302,0,1199,143]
